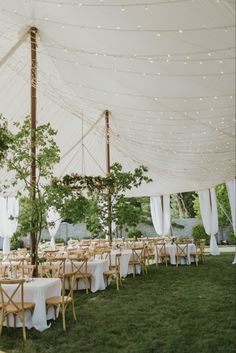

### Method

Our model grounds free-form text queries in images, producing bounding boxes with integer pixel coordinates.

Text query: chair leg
[72,300,77,321]
[62,305,66,331]
[0,310,4,336]
[116,276,119,291]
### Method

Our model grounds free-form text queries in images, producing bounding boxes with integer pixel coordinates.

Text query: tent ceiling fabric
[0,0,235,196]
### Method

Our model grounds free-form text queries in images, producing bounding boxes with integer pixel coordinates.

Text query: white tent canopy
[0,0,235,196]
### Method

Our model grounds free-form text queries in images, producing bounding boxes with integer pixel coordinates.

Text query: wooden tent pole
[105,110,111,174]
[30,27,37,265]
[104,110,112,242]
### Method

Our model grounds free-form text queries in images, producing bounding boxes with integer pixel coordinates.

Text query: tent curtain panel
[46,207,61,247]
[198,188,220,256]
[150,195,170,236]
[0,197,19,254]
[226,179,236,264]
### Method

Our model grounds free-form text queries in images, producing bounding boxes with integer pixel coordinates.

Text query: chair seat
[75,273,91,278]
[4,302,35,313]
[104,270,119,276]
[129,261,142,265]
[46,296,72,305]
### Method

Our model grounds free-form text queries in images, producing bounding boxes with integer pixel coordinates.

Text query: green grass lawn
[0,253,235,353]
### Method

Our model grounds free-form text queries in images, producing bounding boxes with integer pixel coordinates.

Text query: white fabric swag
[150,195,170,236]
[46,207,61,248]
[198,188,220,256]
[0,197,19,254]
[226,179,236,264]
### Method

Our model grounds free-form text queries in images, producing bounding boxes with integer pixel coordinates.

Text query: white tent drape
[198,188,220,256]
[150,195,170,236]
[226,179,236,264]
[46,207,61,248]
[0,197,19,254]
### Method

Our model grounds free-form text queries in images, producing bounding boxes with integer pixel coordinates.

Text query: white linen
[0,2,234,199]
[155,243,197,265]
[1,278,61,332]
[46,207,61,248]
[226,180,236,264]
[150,195,170,236]
[198,189,220,256]
[0,197,19,254]
[111,250,132,278]
[64,259,108,292]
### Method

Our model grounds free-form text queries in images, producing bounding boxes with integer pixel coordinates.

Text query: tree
[171,192,197,218]
[2,117,60,266]
[51,163,152,242]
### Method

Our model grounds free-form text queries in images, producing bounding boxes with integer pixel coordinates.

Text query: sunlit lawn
[0,252,235,353]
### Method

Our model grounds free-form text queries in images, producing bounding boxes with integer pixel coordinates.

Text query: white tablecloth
[1,278,61,332]
[64,259,108,292]
[110,250,132,278]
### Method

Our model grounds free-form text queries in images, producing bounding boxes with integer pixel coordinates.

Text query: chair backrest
[70,257,88,274]
[156,243,167,256]
[196,240,206,253]
[17,264,35,278]
[61,271,77,304]
[0,265,7,277]
[109,253,121,270]
[38,264,62,278]
[47,257,66,274]
[175,242,188,256]
[0,278,25,312]
[130,247,144,263]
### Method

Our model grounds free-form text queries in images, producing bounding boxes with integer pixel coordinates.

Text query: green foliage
[51,163,152,240]
[171,192,197,218]
[1,116,60,263]
[55,237,65,244]
[0,114,12,165]
[192,224,209,245]
[127,228,142,239]
[10,231,24,250]
[228,230,236,245]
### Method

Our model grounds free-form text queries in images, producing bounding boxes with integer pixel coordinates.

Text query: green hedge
[192,224,209,245]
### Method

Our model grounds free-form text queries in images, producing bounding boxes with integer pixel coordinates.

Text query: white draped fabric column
[150,195,170,236]
[46,207,61,248]
[0,197,19,254]
[198,188,220,256]
[226,180,236,264]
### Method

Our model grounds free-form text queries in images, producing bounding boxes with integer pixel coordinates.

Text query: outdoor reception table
[64,259,108,292]
[1,278,61,332]
[110,249,132,278]
[155,243,197,265]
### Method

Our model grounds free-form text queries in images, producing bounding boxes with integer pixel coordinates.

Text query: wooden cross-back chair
[155,243,169,267]
[0,279,35,341]
[46,257,66,275]
[46,271,77,331]
[17,265,35,278]
[38,264,62,278]
[0,265,7,278]
[175,242,190,267]
[70,257,92,294]
[103,253,122,290]
[129,247,145,277]
[196,239,206,264]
